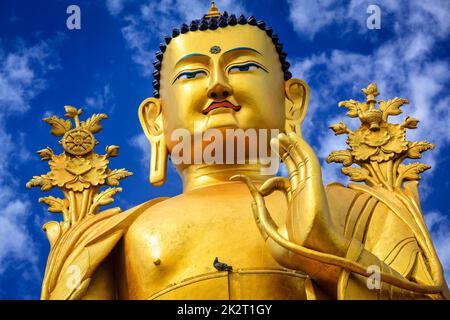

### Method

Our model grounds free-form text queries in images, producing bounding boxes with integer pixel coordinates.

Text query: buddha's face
[159,25,286,152]
[139,23,308,185]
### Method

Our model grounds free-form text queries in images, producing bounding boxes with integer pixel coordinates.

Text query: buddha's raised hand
[232,132,350,272]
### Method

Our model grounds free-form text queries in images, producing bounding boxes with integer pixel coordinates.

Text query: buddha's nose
[207,79,233,100]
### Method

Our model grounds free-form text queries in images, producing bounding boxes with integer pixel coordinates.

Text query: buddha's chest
[116,189,293,299]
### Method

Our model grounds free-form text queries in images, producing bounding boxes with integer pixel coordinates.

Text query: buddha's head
[138,3,309,186]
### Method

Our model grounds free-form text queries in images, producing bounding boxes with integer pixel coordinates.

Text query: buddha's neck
[180,164,274,192]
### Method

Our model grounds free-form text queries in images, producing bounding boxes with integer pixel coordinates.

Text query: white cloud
[120,15,155,74]
[106,0,126,16]
[84,84,115,111]
[287,0,450,39]
[0,121,38,276]
[287,0,348,37]
[0,39,58,281]
[109,0,245,75]
[0,40,57,114]
[0,190,36,274]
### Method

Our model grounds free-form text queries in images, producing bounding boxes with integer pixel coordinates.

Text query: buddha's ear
[284,78,310,137]
[138,97,167,186]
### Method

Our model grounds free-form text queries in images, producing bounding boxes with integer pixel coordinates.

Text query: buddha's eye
[175,70,207,82]
[228,62,264,74]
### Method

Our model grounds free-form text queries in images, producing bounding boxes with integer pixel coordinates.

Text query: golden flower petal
[351,143,377,161]
[48,154,76,186]
[65,178,90,192]
[381,139,408,154]
[364,129,390,147]
[388,123,407,139]
[347,128,367,149]
[66,157,92,176]
[80,154,109,186]
[379,124,408,154]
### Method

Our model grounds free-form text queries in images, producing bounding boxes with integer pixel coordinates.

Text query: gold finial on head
[206,0,221,18]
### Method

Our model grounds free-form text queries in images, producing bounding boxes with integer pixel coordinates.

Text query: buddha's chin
[204,109,239,130]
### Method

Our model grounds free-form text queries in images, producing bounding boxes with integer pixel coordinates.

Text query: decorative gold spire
[206,0,221,18]
[27,106,133,234]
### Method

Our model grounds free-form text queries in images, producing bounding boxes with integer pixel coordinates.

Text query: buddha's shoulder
[124,191,203,221]
[116,196,169,227]
[123,192,211,236]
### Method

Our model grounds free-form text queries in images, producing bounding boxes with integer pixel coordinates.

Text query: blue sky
[0,0,449,299]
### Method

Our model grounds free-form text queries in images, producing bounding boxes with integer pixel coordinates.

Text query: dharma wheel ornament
[62,128,96,156]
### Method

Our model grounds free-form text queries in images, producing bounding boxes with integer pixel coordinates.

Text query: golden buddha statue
[27,2,449,300]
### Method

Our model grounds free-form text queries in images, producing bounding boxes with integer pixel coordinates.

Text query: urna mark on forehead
[151,12,292,98]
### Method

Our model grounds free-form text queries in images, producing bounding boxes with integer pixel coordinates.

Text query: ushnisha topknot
[151,4,292,98]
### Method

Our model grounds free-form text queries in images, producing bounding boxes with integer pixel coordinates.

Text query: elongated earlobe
[138,98,167,186]
[284,78,310,136]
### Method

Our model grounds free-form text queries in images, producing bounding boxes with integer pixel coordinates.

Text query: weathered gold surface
[27,3,449,300]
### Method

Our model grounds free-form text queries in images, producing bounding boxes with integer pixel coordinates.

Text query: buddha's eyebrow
[175,53,208,67]
[223,47,262,55]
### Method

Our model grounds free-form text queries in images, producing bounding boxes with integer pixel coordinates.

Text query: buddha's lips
[202,101,241,115]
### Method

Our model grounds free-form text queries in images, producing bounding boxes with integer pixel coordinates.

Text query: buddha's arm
[234,132,448,299]
[266,228,445,299]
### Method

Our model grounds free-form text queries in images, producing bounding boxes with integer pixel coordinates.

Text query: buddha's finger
[288,132,322,179]
[271,138,299,190]
[231,174,280,232]
[230,174,259,198]
[259,177,291,202]
[278,133,306,186]
[251,202,269,241]
[253,196,280,236]
[282,153,300,192]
